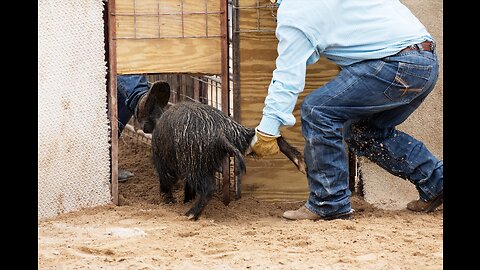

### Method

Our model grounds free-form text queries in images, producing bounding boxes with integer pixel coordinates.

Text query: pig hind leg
[185,174,215,220]
[152,155,177,203]
[159,173,177,204]
[183,181,196,203]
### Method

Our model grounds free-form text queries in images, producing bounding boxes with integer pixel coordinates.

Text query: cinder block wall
[361,0,443,209]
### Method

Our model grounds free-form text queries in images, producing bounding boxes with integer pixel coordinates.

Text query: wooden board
[242,158,310,201]
[115,0,222,74]
[117,37,221,74]
[116,0,221,38]
[116,14,221,38]
[116,0,220,14]
[238,33,339,148]
[237,0,277,32]
[237,29,339,200]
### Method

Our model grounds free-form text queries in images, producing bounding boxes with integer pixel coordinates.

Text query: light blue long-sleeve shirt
[257,0,434,136]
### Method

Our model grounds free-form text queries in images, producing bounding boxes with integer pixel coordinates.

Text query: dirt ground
[38,135,443,269]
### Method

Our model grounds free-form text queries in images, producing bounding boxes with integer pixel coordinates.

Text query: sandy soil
[38,135,443,269]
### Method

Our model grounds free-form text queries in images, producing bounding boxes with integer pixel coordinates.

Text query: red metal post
[220,0,231,205]
[107,0,119,205]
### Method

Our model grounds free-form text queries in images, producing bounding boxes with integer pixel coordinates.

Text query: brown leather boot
[282,206,352,221]
[407,192,443,212]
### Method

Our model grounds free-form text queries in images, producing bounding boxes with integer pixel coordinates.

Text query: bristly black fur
[151,101,255,220]
[145,81,305,220]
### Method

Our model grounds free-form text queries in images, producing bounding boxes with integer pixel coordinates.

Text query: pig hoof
[162,195,176,204]
[185,209,199,220]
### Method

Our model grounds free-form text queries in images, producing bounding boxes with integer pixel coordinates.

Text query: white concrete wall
[38,0,111,218]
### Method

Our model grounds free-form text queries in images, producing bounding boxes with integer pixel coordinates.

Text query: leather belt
[399,41,435,53]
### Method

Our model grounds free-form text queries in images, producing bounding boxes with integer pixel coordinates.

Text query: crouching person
[250,0,443,221]
[117,75,169,182]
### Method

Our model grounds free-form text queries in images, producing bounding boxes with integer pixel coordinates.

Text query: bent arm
[257,24,316,136]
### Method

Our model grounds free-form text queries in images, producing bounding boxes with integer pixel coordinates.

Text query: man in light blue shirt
[250,0,443,220]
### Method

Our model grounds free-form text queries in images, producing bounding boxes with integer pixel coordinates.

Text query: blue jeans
[117,75,150,135]
[301,49,443,217]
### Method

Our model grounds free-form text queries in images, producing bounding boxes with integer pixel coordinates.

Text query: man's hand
[249,128,280,157]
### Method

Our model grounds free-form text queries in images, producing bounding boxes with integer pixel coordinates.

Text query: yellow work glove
[250,128,280,157]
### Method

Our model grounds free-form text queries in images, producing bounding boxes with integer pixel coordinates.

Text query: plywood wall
[115,0,222,74]
[237,0,340,200]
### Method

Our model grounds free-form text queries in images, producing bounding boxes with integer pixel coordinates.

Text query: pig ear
[152,81,170,108]
[144,81,170,111]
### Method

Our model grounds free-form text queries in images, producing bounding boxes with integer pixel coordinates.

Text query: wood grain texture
[115,0,222,74]
[116,14,221,38]
[238,33,339,148]
[117,38,221,74]
[116,0,220,14]
[238,8,277,32]
[237,9,340,198]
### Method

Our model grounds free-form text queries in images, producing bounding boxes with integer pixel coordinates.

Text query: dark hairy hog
[149,81,305,220]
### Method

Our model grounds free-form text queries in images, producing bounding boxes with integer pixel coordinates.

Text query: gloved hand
[249,128,280,157]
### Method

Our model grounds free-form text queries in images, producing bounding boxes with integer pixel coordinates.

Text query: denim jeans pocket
[384,62,432,103]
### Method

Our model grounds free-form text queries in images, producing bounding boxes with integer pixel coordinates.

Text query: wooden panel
[238,29,339,200]
[135,16,160,38]
[116,14,221,38]
[238,4,276,31]
[116,0,220,14]
[117,38,221,74]
[158,15,183,37]
[116,0,134,14]
[183,14,221,37]
[115,0,223,74]
[242,157,309,201]
[184,0,220,12]
[116,15,135,39]
[116,0,221,38]
[239,0,262,6]
[239,33,339,148]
